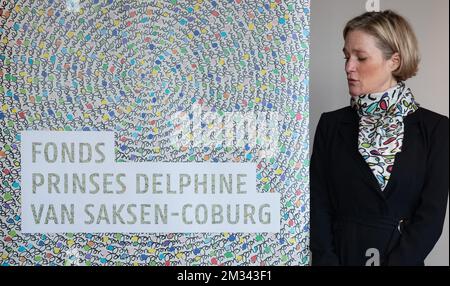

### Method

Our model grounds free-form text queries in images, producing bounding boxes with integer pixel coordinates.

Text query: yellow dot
[260,69,267,76]
[148,248,156,254]
[248,23,255,31]
[101,99,108,105]
[219,58,225,65]
[131,236,138,242]
[267,22,273,30]
[102,114,109,121]
[67,240,74,247]
[262,177,269,183]
[176,252,184,259]
[54,247,60,254]
[114,20,120,27]
[270,3,277,9]
[2,104,8,111]
[14,5,21,13]
[255,97,261,103]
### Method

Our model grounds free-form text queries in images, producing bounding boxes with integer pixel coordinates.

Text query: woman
[310,10,449,266]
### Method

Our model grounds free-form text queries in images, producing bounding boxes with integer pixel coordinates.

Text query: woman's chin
[348,88,361,97]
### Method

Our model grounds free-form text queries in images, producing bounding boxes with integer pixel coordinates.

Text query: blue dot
[0,112,4,120]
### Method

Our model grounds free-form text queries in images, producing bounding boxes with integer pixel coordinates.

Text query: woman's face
[343,30,398,97]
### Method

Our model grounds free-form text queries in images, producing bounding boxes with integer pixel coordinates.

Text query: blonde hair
[343,10,420,81]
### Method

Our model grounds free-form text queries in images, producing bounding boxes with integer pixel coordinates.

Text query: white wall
[310,0,449,266]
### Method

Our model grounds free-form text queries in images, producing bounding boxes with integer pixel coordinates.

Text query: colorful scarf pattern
[350,82,419,191]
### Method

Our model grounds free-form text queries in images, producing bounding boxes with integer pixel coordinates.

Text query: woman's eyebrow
[343,47,367,53]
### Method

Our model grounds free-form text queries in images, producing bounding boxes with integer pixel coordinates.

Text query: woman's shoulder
[416,107,449,122]
[319,106,356,123]
[414,107,449,138]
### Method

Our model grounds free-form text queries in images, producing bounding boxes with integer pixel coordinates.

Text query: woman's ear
[390,52,401,71]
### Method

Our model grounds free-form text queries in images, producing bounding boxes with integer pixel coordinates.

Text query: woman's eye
[358,58,367,61]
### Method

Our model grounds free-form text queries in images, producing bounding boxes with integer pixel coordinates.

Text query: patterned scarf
[350,81,419,191]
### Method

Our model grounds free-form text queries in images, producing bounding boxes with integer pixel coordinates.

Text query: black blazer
[310,106,449,266]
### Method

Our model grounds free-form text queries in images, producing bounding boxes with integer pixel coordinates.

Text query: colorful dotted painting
[0,0,310,265]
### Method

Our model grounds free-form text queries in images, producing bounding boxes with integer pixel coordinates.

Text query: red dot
[211,257,218,265]
[211,11,219,17]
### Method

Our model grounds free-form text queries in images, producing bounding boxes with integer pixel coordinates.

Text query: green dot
[4,193,12,201]
[224,252,233,258]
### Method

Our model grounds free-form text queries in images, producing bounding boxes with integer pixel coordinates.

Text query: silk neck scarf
[350,81,419,191]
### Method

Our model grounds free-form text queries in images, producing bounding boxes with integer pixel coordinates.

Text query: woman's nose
[345,59,356,73]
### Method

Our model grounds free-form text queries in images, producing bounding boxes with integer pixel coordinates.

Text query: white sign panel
[20,131,280,233]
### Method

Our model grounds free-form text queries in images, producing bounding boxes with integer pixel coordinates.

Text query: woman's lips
[348,79,359,85]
